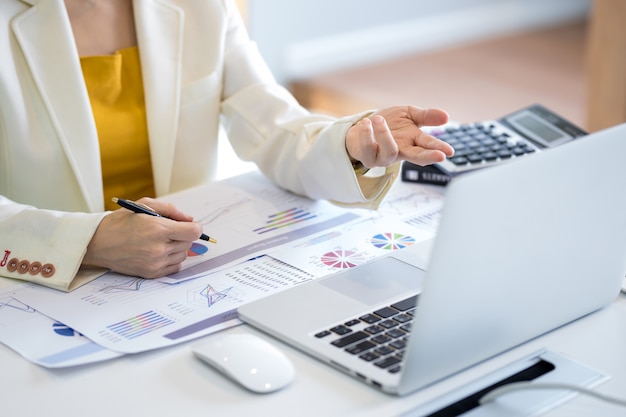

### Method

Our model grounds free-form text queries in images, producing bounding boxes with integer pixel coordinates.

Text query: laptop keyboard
[313,295,418,374]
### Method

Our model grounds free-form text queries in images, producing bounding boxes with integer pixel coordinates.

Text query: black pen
[112,197,217,243]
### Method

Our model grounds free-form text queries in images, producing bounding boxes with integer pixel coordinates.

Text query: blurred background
[235,0,625,134]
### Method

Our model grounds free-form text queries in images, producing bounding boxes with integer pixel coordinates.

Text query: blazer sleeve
[218,0,399,209]
[0,195,109,291]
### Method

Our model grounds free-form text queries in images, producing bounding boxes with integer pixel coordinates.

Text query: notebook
[238,123,626,397]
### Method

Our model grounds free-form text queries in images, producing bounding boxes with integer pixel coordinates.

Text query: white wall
[246,0,590,85]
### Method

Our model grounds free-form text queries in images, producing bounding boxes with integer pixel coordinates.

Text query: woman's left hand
[345,106,454,169]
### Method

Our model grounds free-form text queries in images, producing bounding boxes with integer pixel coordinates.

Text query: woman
[0,0,453,291]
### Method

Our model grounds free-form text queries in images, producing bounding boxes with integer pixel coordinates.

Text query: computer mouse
[192,333,295,394]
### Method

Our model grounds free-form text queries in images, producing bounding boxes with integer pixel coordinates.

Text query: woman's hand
[82,197,204,278]
[345,106,454,169]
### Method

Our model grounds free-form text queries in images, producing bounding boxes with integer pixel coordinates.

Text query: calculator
[428,104,588,175]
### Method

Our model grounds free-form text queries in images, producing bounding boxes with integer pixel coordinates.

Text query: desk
[2,279,625,416]
[2,174,626,416]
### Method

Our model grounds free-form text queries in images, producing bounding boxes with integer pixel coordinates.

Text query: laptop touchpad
[320,257,424,306]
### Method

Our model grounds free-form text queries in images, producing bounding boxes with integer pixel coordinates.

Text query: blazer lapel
[133,0,184,196]
[11,0,104,212]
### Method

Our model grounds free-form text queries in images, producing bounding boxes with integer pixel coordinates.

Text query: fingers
[407,106,449,127]
[399,130,454,166]
[125,197,203,240]
[108,230,193,279]
[356,116,399,167]
[84,207,204,279]
[403,147,448,165]
[139,197,194,222]
[350,109,453,169]
[417,131,455,157]
[138,240,191,278]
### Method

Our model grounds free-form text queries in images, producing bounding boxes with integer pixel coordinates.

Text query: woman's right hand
[82,198,204,278]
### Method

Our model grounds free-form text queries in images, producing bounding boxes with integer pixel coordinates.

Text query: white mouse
[192,333,295,394]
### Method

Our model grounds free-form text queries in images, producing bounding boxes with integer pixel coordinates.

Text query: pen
[112,197,217,243]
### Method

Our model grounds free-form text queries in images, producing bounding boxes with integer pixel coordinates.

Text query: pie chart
[320,249,366,269]
[370,233,416,250]
[52,322,78,337]
[188,242,209,257]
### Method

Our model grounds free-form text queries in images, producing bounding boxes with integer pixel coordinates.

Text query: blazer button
[17,260,30,274]
[41,263,56,278]
[7,258,19,273]
[29,261,42,275]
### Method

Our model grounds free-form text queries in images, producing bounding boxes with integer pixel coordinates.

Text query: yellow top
[80,46,155,211]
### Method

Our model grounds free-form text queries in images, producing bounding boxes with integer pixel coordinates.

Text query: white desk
[3,174,626,416]
[2,286,625,416]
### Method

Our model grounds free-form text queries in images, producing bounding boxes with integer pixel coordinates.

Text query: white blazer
[0,0,398,290]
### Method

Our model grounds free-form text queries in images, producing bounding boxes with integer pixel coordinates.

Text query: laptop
[238,123,626,397]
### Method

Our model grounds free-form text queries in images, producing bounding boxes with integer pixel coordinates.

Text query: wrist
[351,159,370,176]
[346,118,372,176]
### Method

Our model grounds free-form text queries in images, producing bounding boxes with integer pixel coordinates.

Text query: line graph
[99,278,145,294]
[0,297,35,313]
[196,284,232,307]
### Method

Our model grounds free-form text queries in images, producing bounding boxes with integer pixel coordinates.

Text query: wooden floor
[290,21,588,130]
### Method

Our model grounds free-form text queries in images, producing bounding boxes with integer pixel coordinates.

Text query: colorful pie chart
[188,242,209,257]
[371,233,416,250]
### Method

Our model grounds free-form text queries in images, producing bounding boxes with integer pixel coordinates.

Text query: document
[155,172,367,283]
[14,256,314,354]
[376,180,445,233]
[270,215,434,277]
[5,173,445,362]
[0,278,122,367]
[269,180,444,276]
[7,171,367,358]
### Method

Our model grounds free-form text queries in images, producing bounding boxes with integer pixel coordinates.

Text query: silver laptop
[238,123,626,397]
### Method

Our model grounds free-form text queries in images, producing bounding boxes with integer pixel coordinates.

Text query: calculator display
[513,115,563,143]
[506,111,571,147]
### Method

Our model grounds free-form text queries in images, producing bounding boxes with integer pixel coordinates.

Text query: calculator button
[450,156,469,165]
[494,135,509,144]
[430,121,545,174]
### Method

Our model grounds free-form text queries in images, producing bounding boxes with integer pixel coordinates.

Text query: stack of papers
[0,172,445,367]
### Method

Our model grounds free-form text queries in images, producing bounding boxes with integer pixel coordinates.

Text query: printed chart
[0,278,122,367]
[14,256,316,354]
[320,249,368,269]
[2,174,448,364]
[188,283,241,308]
[378,180,445,233]
[156,172,367,283]
[52,322,80,337]
[271,216,433,277]
[253,207,318,234]
[188,242,209,257]
[370,233,416,250]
